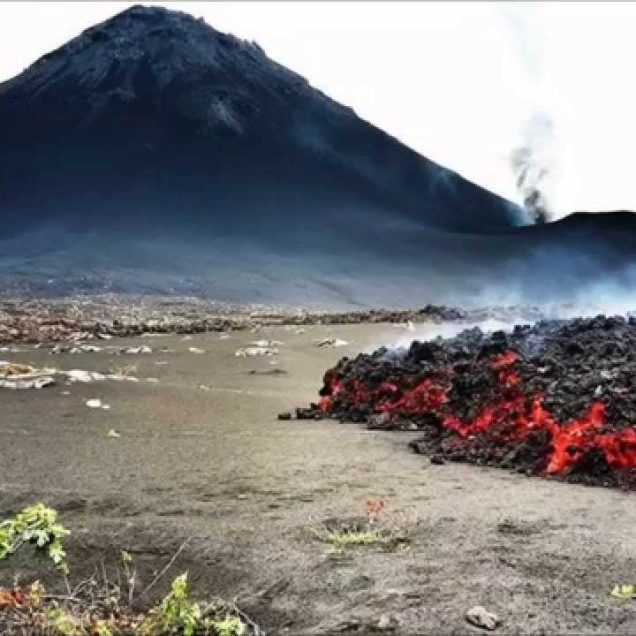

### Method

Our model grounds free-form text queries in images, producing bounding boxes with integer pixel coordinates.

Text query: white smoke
[511,113,556,224]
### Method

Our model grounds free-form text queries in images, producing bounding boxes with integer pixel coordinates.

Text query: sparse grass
[314,520,410,551]
[313,500,415,552]
[320,527,384,549]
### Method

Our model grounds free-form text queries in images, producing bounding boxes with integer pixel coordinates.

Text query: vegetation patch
[313,499,414,552]
[0,505,261,635]
[0,503,70,573]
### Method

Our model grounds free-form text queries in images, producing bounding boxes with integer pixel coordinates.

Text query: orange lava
[320,349,636,474]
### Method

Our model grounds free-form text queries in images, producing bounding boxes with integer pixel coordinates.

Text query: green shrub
[0,503,70,573]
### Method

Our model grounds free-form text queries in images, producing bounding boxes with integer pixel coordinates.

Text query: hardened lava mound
[295,315,636,489]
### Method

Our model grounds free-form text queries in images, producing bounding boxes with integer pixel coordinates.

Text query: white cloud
[1,2,635,217]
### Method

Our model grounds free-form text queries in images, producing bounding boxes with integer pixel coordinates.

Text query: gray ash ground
[298,314,636,490]
[5,320,636,633]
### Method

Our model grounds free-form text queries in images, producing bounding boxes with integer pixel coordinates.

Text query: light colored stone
[466,606,500,631]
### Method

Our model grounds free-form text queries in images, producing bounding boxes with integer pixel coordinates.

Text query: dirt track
[2,323,636,634]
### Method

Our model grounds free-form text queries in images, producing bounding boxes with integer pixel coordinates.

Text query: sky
[1,1,635,218]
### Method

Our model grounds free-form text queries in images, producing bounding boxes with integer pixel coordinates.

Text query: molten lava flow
[497,368,520,386]
[597,427,636,468]
[317,346,636,475]
[443,394,526,438]
[354,378,371,403]
[318,376,342,411]
[377,378,447,414]
[544,402,606,473]
[491,350,518,367]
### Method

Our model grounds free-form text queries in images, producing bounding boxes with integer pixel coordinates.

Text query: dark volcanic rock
[299,315,636,489]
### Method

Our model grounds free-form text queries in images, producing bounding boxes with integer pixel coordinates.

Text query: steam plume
[512,113,554,224]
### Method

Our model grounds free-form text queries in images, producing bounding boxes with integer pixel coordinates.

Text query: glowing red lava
[318,349,636,474]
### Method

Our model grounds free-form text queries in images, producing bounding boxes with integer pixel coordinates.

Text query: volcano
[1,4,636,305]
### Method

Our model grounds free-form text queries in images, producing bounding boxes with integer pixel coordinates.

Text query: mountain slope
[0,4,524,243]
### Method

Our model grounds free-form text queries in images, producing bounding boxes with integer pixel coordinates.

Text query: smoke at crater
[512,113,555,224]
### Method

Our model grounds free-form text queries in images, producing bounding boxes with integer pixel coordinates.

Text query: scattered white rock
[146,377,160,383]
[198,384,211,391]
[96,333,113,340]
[106,374,140,383]
[249,339,283,347]
[122,346,152,355]
[182,335,193,341]
[465,606,500,631]
[86,398,104,409]
[188,347,206,354]
[107,429,121,438]
[376,614,400,631]
[235,346,279,358]
[69,331,92,342]
[0,376,56,390]
[66,369,105,383]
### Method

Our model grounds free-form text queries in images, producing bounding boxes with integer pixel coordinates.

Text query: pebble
[466,606,500,631]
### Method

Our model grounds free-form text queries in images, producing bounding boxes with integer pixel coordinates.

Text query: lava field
[295,315,636,489]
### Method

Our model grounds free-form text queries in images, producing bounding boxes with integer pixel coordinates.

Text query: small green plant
[94,624,115,636]
[0,503,70,573]
[141,573,247,635]
[46,603,83,635]
[46,604,115,636]
[141,572,201,636]
[209,614,246,636]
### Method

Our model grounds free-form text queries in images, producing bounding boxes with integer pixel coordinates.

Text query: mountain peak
[111,4,186,21]
[27,3,261,75]
[0,3,284,131]
[0,3,524,244]
[81,3,226,46]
